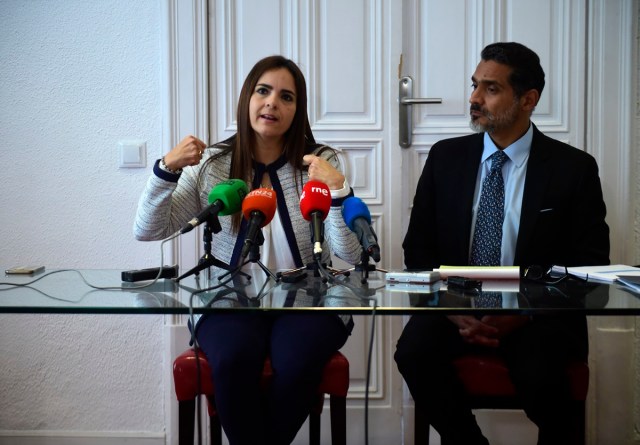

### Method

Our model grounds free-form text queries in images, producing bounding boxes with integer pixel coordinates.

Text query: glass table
[2,266,640,315]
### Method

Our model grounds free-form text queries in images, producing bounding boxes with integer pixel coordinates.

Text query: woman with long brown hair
[134,55,361,444]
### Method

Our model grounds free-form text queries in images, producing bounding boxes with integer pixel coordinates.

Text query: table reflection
[179,271,379,310]
[1,267,640,314]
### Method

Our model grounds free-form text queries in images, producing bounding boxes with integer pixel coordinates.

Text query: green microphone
[179,179,248,234]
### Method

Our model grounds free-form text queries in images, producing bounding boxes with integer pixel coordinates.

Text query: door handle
[399,76,442,148]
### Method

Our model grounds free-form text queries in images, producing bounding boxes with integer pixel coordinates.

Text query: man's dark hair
[481,42,545,99]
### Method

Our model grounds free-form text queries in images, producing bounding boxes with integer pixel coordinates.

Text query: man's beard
[469,99,520,133]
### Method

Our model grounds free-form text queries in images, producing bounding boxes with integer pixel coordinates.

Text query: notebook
[616,275,640,293]
[550,264,640,283]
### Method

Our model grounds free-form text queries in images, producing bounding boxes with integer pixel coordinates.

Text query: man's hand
[448,315,500,347]
[447,315,529,347]
[479,315,530,338]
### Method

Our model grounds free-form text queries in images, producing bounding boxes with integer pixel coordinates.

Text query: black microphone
[341,196,381,263]
[180,179,248,234]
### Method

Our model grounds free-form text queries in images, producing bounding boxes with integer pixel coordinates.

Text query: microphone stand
[276,260,349,286]
[219,229,279,283]
[349,249,387,284]
[277,220,352,282]
[175,216,235,282]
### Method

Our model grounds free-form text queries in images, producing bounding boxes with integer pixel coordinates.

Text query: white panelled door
[208,2,406,440]
[204,0,587,443]
[208,1,408,443]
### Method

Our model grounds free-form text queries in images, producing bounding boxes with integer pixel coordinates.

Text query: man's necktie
[470,150,509,266]
[473,291,503,308]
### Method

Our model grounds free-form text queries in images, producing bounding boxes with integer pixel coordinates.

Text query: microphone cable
[312,257,379,445]
[183,265,277,445]
[185,275,238,445]
[0,270,105,304]
[0,232,181,296]
[364,298,377,445]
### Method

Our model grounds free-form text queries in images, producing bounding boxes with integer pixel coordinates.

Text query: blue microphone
[341,196,381,263]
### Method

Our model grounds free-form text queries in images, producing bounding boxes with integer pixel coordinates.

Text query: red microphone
[299,181,331,259]
[241,188,277,259]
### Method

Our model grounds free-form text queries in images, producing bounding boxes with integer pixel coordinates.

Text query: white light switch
[118,141,147,168]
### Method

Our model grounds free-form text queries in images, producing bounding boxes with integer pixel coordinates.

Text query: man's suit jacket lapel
[456,135,483,262]
[514,125,553,264]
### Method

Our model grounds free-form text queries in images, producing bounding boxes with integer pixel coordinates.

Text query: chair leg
[414,402,430,445]
[329,395,347,445]
[415,400,585,445]
[309,411,320,445]
[210,415,222,445]
[573,400,586,445]
[207,396,223,445]
[178,400,195,445]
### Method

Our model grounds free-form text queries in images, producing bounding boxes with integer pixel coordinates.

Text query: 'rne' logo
[311,186,329,196]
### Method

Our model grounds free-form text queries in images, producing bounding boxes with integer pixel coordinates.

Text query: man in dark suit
[394,42,609,444]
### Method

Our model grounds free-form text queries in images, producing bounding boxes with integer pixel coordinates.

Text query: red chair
[415,354,589,445]
[173,348,349,445]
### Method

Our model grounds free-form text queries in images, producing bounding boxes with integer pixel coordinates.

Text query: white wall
[0,1,167,442]
[1,1,639,444]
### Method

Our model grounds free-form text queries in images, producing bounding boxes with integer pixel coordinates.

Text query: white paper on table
[434,266,520,280]
[478,279,521,292]
[551,264,640,283]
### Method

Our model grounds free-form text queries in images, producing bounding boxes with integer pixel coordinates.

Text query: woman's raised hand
[303,154,345,190]
[163,135,207,171]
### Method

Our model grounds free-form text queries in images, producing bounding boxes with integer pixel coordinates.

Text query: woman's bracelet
[160,156,182,174]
